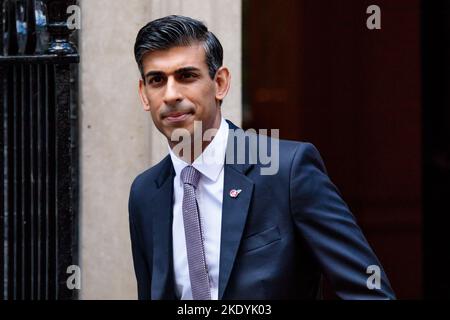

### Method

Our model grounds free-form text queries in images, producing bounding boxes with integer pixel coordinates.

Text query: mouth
[164,111,194,124]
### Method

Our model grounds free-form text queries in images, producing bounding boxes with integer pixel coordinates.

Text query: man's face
[138,43,228,144]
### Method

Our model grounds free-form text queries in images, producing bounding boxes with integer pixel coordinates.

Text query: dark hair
[134,15,223,81]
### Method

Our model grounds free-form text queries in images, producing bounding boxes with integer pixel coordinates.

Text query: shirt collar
[168,117,229,183]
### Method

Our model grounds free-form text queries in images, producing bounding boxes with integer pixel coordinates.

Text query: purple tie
[180,166,211,300]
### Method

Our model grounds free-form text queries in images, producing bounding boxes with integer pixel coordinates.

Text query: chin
[164,123,195,142]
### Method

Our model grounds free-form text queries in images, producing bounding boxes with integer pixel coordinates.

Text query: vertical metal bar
[44,63,49,300]
[36,62,43,301]
[12,63,18,300]
[0,0,3,55]
[40,61,48,301]
[31,62,39,300]
[69,62,79,301]
[54,62,78,300]
[0,63,3,299]
[36,63,40,300]
[1,65,3,300]
[22,61,31,300]
[6,63,14,301]
[28,63,35,300]
[48,63,57,299]
[54,64,60,300]
[22,61,32,300]
[24,62,31,300]
[20,62,25,300]
[54,63,72,299]
[1,63,8,300]
[45,62,58,300]
[48,62,54,300]
[1,65,4,299]
[53,63,58,299]
[13,63,21,300]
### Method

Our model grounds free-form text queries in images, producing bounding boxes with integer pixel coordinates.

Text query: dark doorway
[243,0,422,298]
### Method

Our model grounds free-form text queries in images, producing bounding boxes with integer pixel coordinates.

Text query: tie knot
[181,165,201,188]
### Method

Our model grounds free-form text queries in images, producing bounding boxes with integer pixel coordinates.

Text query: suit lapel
[151,156,177,299]
[218,121,255,299]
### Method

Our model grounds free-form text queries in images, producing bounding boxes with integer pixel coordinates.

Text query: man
[129,15,395,300]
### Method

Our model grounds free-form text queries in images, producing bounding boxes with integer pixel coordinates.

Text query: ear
[214,66,231,103]
[138,79,151,111]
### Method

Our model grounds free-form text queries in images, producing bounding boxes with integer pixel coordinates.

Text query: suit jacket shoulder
[129,155,173,211]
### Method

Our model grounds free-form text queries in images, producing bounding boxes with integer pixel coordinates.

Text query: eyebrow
[144,66,201,79]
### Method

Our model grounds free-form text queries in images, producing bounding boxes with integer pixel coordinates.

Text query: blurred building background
[2,0,450,300]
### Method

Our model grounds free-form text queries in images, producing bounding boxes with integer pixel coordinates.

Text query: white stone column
[80,0,242,299]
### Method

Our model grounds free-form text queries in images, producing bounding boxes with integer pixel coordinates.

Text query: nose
[163,77,183,106]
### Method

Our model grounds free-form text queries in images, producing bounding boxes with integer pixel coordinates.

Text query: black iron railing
[1,0,79,300]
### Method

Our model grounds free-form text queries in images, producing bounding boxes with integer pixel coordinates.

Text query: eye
[148,75,163,84]
[180,72,197,80]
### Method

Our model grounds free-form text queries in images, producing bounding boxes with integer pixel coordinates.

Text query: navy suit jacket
[128,120,395,299]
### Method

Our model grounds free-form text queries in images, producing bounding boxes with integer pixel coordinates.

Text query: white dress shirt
[169,117,229,300]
